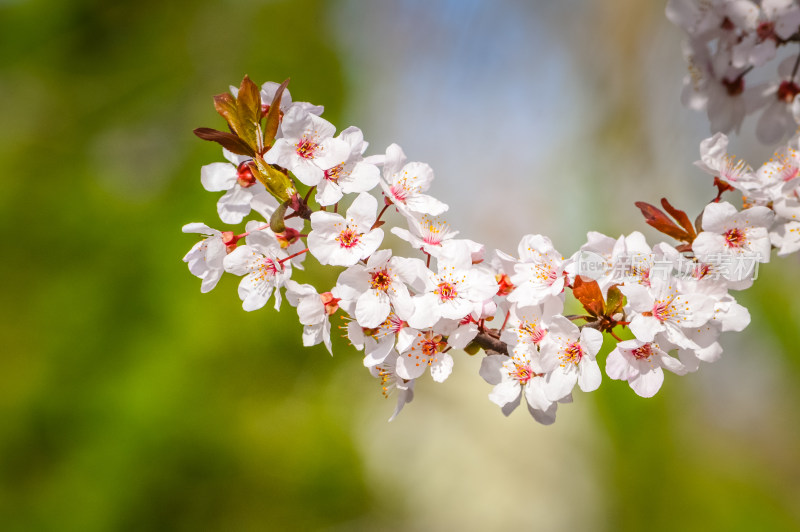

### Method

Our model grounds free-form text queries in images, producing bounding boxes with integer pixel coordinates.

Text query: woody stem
[472,331,508,356]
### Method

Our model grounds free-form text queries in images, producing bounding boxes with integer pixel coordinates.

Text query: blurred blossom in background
[1,0,798,530]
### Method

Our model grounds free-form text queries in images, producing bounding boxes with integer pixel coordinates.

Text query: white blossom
[223,231,291,312]
[307,193,384,266]
[182,223,227,293]
[539,316,604,401]
[606,339,686,397]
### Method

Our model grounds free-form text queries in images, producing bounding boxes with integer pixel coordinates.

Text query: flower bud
[320,292,340,316]
[778,81,800,103]
[495,273,515,296]
[220,231,241,253]
[237,161,257,188]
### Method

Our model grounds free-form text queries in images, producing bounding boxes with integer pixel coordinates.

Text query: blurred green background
[1,0,799,530]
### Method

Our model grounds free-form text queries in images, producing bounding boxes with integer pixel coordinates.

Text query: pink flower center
[407,332,444,366]
[421,338,439,357]
[510,362,536,384]
[520,321,546,345]
[436,281,458,301]
[694,262,711,279]
[561,342,583,365]
[632,344,653,360]
[781,165,799,182]
[724,228,746,248]
[721,154,750,182]
[423,233,442,246]
[390,182,409,202]
[382,314,406,334]
[767,149,800,182]
[295,136,319,159]
[255,258,278,281]
[370,269,392,291]
[336,227,361,248]
[651,300,673,322]
[420,216,449,246]
[633,265,651,286]
[325,163,344,183]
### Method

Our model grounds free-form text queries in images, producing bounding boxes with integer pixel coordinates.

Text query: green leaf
[463,342,482,356]
[270,200,289,234]
[253,158,296,203]
[606,284,626,317]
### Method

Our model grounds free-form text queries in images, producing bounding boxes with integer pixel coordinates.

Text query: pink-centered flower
[692,201,774,281]
[621,276,715,349]
[395,329,454,382]
[500,298,563,358]
[307,193,384,266]
[606,339,686,397]
[507,234,566,306]
[263,106,350,186]
[315,126,381,206]
[755,55,800,144]
[391,214,457,257]
[334,249,424,328]
[223,231,291,312]
[285,281,340,355]
[539,315,604,401]
[406,243,498,329]
[480,351,566,425]
[182,223,227,293]
[695,133,759,192]
[200,150,274,225]
[379,143,448,217]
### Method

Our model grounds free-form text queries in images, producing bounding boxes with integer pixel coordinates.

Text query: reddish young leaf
[634,201,691,241]
[264,78,290,148]
[572,276,605,317]
[660,198,697,241]
[193,128,255,157]
[213,93,238,133]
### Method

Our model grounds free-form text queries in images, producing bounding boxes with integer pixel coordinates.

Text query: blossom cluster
[669,0,800,142]
[182,4,800,424]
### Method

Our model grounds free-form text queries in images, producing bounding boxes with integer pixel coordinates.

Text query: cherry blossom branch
[471,331,508,356]
[183,3,800,425]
